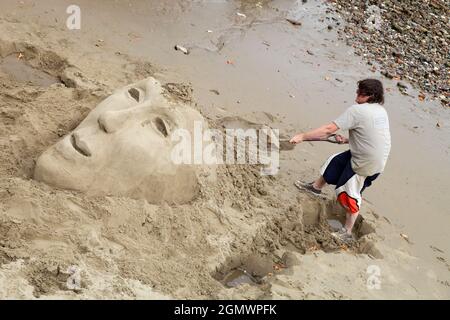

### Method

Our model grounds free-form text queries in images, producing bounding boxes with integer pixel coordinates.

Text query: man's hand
[335,134,349,144]
[289,133,304,144]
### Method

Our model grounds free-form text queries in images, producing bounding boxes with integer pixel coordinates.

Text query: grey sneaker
[331,228,355,244]
[294,180,322,196]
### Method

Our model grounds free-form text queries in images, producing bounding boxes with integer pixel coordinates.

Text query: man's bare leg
[344,212,359,234]
[312,176,327,190]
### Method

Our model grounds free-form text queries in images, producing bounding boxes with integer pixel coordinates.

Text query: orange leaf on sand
[418,93,426,101]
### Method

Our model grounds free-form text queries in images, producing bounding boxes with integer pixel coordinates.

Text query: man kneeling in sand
[289,79,391,243]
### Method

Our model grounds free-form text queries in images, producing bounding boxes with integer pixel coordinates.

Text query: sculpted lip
[70,133,91,157]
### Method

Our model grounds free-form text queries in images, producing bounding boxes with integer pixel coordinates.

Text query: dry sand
[0,0,449,299]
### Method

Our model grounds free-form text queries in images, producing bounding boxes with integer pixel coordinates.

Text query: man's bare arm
[290,122,344,144]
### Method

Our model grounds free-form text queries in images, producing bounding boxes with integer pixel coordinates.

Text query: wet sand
[0,0,449,299]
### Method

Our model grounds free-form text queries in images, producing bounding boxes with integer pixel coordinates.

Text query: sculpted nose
[98,110,126,133]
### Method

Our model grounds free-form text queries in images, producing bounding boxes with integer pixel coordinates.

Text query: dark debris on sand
[327,0,449,107]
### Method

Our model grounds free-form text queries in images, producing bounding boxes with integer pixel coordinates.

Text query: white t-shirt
[333,103,391,176]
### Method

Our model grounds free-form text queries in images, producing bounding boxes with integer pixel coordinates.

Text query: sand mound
[0,54,366,298]
[0,19,397,299]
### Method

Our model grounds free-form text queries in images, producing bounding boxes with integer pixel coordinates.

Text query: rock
[286,18,302,26]
[397,82,408,89]
[381,70,394,79]
[392,50,403,58]
[391,22,404,33]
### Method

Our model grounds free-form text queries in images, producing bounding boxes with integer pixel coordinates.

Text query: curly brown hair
[357,79,384,105]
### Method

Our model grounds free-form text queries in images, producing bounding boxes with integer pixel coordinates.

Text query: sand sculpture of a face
[34,78,206,204]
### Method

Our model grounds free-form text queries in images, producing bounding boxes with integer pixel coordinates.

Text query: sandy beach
[0,0,449,299]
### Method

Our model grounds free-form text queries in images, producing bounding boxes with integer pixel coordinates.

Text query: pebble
[331,0,449,107]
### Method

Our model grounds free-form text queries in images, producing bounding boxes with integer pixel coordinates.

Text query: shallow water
[223,269,259,288]
[0,55,60,87]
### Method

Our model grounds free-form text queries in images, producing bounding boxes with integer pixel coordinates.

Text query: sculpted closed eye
[153,117,169,137]
[128,88,140,102]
